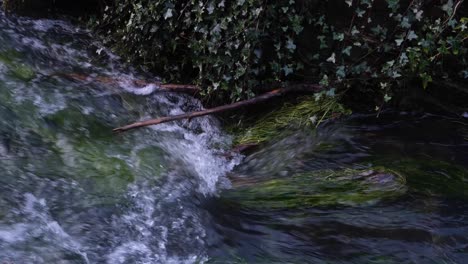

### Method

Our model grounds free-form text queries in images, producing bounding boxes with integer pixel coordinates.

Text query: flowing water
[0,12,467,264]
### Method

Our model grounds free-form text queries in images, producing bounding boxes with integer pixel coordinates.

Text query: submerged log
[113,84,323,133]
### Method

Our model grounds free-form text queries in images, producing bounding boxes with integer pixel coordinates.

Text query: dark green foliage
[95,0,314,102]
[95,0,467,105]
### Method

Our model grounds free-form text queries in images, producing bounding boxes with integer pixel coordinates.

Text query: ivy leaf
[399,52,409,65]
[386,0,399,11]
[420,72,432,89]
[362,0,373,8]
[407,30,418,40]
[380,82,389,89]
[395,38,404,46]
[207,4,215,14]
[282,65,293,76]
[326,53,336,63]
[318,35,327,49]
[415,10,423,21]
[333,32,345,41]
[356,8,366,17]
[286,39,297,51]
[401,17,411,28]
[384,94,392,102]
[345,0,353,7]
[441,0,454,16]
[460,70,468,78]
[342,46,352,56]
[336,66,346,78]
[164,9,173,20]
[392,71,401,78]
[320,74,329,86]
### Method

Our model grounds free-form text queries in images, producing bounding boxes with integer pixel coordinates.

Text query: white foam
[0,223,29,243]
[31,19,79,33]
[1,10,241,263]
[0,193,90,263]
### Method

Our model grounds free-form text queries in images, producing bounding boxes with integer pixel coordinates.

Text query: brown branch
[57,73,200,94]
[113,84,323,133]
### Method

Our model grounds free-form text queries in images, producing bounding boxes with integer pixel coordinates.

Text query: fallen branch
[158,84,200,94]
[113,84,323,133]
[58,73,200,94]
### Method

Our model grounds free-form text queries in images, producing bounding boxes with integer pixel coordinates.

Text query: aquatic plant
[223,167,407,209]
[230,96,350,145]
[373,158,468,198]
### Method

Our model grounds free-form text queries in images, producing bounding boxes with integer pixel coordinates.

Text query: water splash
[0,193,89,263]
[0,10,240,264]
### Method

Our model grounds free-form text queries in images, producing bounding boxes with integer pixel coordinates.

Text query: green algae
[373,158,468,198]
[0,105,135,196]
[223,167,406,210]
[0,49,36,81]
[228,96,351,145]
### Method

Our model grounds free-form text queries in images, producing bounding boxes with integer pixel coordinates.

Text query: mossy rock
[223,167,406,210]
[9,63,36,81]
[45,107,114,139]
[59,139,135,196]
[0,50,36,81]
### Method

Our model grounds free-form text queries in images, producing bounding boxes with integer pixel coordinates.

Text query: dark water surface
[0,11,467,264]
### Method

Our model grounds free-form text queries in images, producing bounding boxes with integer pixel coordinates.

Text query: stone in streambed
[0,50,36,81]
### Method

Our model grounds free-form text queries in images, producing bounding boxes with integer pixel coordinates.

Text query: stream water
[0,12,467,264]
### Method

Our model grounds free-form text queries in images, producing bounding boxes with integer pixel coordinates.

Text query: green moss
[223,167,406,210]
[9,63,36,81]
[133,145,167,177]
[0,50,36,81]
[229,96,350,145]
[46,107,114,139]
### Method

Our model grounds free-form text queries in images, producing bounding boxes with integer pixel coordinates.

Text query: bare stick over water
[114,84,323,132]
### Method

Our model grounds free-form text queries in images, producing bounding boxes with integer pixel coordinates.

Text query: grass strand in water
[232,96,350,145]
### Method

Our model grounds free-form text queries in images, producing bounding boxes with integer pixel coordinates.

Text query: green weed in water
[373,158,468,198]
[223,167,406,210]
[0,49,36,81]
[230,96,350,145]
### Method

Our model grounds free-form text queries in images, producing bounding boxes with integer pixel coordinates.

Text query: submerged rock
[0,50,36,81]
[223,167,406,209]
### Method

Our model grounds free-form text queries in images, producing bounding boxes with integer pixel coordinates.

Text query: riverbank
[2,0,467,144]
[1,7,468,263]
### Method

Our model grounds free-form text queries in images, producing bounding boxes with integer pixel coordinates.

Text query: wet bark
[113,84,323,132]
